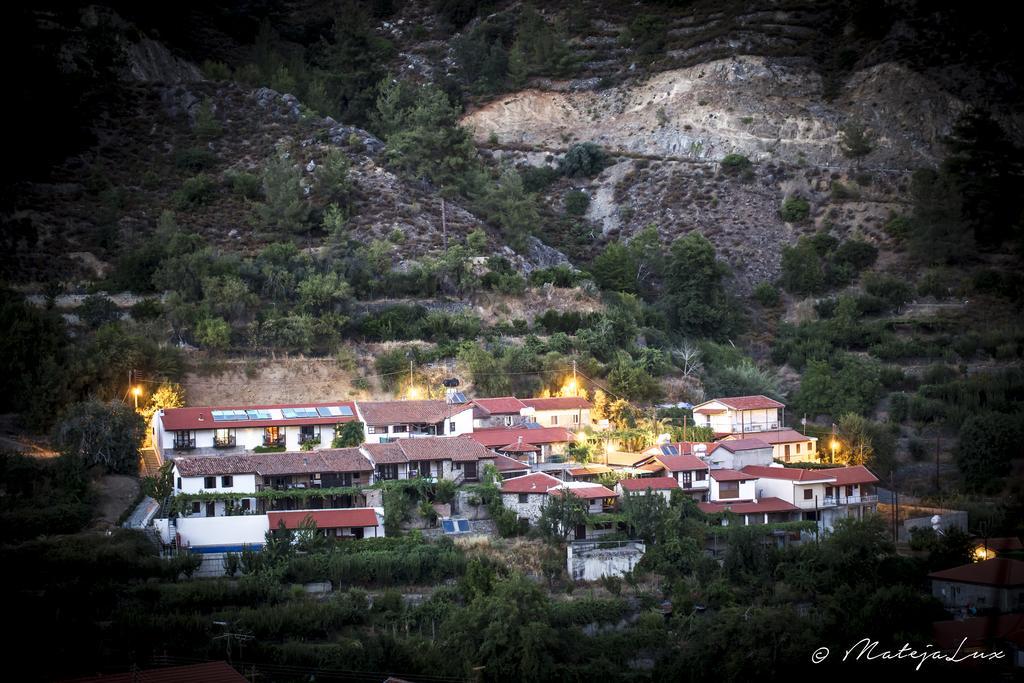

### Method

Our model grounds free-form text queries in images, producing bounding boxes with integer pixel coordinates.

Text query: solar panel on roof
[317,407,333,417]
[339,406,353,416]
[212,410,248,421]
[451,392,467,404]
[661,444,679,456]
[281,408,298,419]
[456,519,470,532]
[525,422,541,429]
[246,409,271,420]
[441,519,456,534]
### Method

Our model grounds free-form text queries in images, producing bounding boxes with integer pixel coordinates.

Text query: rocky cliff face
[463,56,966,169]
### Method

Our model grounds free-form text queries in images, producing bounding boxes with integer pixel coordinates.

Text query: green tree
[482,168,539,251]
[591,242,638,294]
[909,168,974,264]
[195,316,231,350]
[332,421,365,448]
[793,354,881,418]
[297,271,352,314]
[538,489,589,542]
[956,412,1021,492]
[839,121,873,159]
[255,155,311,234]
[662,233,740,339]
[559,142,608,177]
[194,97,222,140]
[52,400,145,475]
[621,489,668,542]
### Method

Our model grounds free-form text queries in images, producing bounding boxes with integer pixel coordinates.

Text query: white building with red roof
[499,472,618,538]
[652,451,711,500]
[709,468,758,502]
[471,395,593,430]
[721,428,819,463]
[705,438,774,470]
[616,476,679,501]
[740,463,879,532]
[356,399,474,443]
[467,425,575,462]
[153,401,360,458]
[692,395,785,437]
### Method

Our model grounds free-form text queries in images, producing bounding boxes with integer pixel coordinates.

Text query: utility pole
[441,196,448,253]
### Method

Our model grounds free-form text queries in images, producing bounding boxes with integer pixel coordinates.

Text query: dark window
[682,472,692,486]
[695,470,706,481]
[825,486,834,497]
[241,499,251,511]
[191,502,201,515]
[392,425,408,433]
[803,489,813,500]
[718,481,739,498]
[846,485,854,496]
[176,477,181,489]
[263,426,283,446]
[377,464,398,480]
[518,493,529,504]
[204,476,216,489]
[464,461,478,480]
[449,421,456,432]
[205,502,215,517]
[221,475,233,488]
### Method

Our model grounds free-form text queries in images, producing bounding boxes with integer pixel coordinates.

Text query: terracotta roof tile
[715,438,771,452]
[268,508,379,530]
[174,449,372,478]
[501,472,562,494]
[723,429,815,444]
[468,426,574,447]
[549,483,617,499]
[61,661,248,683]
[618,477,679,492]
[695,395,784,411]
[398,437,491,462]
[472,397,528,415]
[928,558,1024,587]
[656,454,708,472]
[698,497,800,514]
[491,453,531,472]
[521,396,592,410]
[357,399,470,426]
[709,468,751,482]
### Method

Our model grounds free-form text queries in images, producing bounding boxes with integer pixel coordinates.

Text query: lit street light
[132,386,142,410]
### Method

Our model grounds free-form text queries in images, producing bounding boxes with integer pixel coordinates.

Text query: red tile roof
[695,395,784,411]
[468,426,574,447]
[710,468,751,482]
[698,497,800,515]
[268,508,380,530]
[499,441,540,453]
[549,483,617,499]
[174,448,372,477]
[399,437,491,462]
[160,401,358,431]
[928,558,1024,587]
[62,661,248,683]
[501,472,562,494]
[472,397,528,415]
[740,464,838,482]
[932,613,1024,650]
[723,429,814,445]
[358,399,470,426]
[362,441,405,464]
[656,454,708,472]
[815,465,879,486]
[492,453,531,472]
[715,438,771,453]
[568,464,613,477]
[618,476,679,492]
[521,396,592,410]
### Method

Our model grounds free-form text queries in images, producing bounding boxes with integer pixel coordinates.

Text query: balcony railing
[298,434,321,445]
[173,439,196,451]
[213,436,236,449]
[797,497,836,509]
[729,421,780,433]
[263,436,286,447]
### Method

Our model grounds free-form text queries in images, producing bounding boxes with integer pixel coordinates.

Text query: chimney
[517,436,523,448]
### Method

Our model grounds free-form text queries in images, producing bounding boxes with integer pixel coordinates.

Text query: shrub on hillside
[780,196,810,222]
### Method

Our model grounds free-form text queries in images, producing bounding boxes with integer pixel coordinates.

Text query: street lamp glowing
[132,386,142,410]
[406,385,422,400]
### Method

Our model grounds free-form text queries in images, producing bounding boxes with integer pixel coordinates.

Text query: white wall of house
[709,477,756,502]
[707,447,774,470]
[618,487,673,502]
[695,404,780,434]
[671,469,710,491]
[175,471,259,495]
[364,408,474,443]
[156,422,353,457]
[175,515,270,549]
[773,438,818,463]
[533,408,591,429]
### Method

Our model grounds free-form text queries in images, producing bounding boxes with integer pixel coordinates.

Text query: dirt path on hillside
[93,475,141,528]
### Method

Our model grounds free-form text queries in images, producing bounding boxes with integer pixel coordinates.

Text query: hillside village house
[499,472,618,539]
[740,464,879,532]
[652,451,710,500]
[471,396,593,430]
[692,395,785,437]
[468,425,575,462]
[722,428,818,463]
[361,437,496,483]
[616,476,679,501]
[709,469,757,502]
[698,497,801,526]
[357,399,474,443]
[705,438,774,470]
[929,558,1024,613]
[152,401,359,459]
